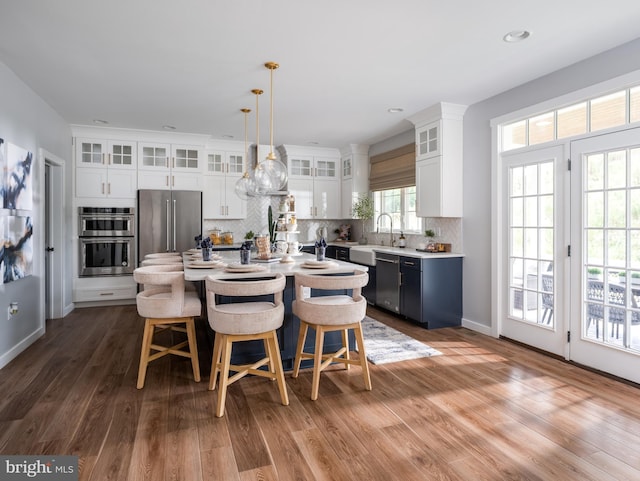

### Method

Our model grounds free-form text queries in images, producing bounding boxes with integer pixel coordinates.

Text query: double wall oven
[78,207,135,276]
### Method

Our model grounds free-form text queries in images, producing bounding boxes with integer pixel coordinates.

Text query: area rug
[358,316,442,365]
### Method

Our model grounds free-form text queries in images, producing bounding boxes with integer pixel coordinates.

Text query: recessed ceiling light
[503,30,531,43]
[388,108,404,113]
[93,119,108,125]
[162,125,176,130]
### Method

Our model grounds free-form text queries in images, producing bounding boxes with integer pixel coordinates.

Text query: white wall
[0,61,72,368]
[462,37,640,329]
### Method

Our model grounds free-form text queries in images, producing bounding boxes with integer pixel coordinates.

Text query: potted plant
[587,267,602,279]
[244,230,255,249]
[352,194,374,244]
[424,229,436,252]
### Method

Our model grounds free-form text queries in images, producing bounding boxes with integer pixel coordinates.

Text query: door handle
[166,199,170,251]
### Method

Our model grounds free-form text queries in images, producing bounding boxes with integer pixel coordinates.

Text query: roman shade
[368,143,416,191]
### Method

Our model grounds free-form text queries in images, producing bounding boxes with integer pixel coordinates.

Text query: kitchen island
[184,251,368,370]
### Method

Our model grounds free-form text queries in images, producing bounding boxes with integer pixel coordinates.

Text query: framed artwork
[2,140,33,210]
[1,215,33,283]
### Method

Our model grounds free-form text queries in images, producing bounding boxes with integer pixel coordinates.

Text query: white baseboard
[461,317,494,337]
[0,327,46,370]
[63,302,74,317]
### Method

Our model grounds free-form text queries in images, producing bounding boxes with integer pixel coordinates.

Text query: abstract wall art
[2,140,33,210]
[0,215,33,283]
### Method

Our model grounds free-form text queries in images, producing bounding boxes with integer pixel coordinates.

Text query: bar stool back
[292,270,371,400]
[205,273,288,417]
[133,265,201,388]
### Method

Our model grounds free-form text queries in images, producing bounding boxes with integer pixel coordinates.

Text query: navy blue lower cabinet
[209,274,354,370]
[398,256,462,329]
[400,257,422,322]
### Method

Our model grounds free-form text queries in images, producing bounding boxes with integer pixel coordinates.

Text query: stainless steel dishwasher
[375,252,400,313]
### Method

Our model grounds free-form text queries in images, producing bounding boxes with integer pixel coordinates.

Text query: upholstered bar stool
[145,252,183,259]
[292,270,371,400]
[133,265,202,389]
[205,273,289,417]
[141,256,183,266]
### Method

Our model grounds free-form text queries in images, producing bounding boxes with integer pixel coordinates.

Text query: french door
[570,128,640,383]
[501,145,567,356]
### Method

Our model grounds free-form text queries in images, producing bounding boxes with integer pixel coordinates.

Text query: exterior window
[373,186,420,233]
[529,112,555,146]
[630,86,640,123]
[501,85,640,151]
[557,102,587,139]
[590,91,626,132]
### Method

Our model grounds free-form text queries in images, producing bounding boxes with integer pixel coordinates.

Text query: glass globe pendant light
[254,61,288,193]
[234,108,255,200]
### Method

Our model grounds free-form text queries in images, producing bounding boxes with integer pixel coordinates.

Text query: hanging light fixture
[234,108,255,200]
[254,61,288,193]
[247,88,264,195]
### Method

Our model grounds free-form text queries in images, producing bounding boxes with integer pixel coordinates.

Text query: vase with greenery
[352,194,374,245]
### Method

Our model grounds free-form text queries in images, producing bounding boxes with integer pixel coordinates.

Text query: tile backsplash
[203,196,462,252]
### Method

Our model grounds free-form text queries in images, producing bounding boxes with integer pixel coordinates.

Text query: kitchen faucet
[376,213,395,247]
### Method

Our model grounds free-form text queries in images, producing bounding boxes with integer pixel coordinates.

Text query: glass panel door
[500,145,566,356]
[570,128,640,384]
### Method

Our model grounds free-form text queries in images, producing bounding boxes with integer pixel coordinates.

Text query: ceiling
[2,1,640,149]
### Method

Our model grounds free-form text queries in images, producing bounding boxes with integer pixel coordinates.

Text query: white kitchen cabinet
[278,145,342,219]
[137,142,203,191]
[340,144,369,218]
[409,103,467,217]
[75,138,137,199]
[202,150,246,219]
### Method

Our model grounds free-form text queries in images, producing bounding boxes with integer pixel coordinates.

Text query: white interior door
[500,145,567,356]
[570,128,640,383]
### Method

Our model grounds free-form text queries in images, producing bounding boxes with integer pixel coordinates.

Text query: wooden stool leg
[216,336,233,418]
[311,325,325,401]
[269,331,289,406]
[354,323,372,391]
[342,328,350,370]
[185,318,201,382]
[292,321,308,378]
[264,338,276,379]
[137,320,154,389]
[209,332,222,390]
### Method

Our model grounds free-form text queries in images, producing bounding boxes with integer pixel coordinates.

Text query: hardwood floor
[1,304,640,480]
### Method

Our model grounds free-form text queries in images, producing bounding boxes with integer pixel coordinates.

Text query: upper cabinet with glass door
[74,138,137,200]
[137,142,203,191]
[203,150,247,219]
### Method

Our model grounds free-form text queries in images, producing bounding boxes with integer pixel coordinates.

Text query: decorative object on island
[200,237,213,261]
[240,242,251,264]
[352,194,374,245]
[254,234,271,260]
[315,237,327,261]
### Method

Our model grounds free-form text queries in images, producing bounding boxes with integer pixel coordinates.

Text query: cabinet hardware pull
[101,183,105,194]
[108,153,111,165]
[100,292,114,296]
[108,183,111,195]
[405,261,415,266]
[166,176,169,187]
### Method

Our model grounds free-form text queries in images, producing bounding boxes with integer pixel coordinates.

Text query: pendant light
[234,108,255,200]
[248,88,264,195]
[254,61,288,193]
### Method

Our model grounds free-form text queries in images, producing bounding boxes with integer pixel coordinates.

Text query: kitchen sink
[349,245,378,266]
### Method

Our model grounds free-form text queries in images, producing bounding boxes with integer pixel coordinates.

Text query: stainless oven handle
[173,199,177,251]
[166,199,170,251]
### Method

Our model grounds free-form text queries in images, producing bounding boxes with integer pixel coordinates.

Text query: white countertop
[183,251,368,281]
[350,244,464,259]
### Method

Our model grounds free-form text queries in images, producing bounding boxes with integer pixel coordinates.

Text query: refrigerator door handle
[173,199,177,251]
[166,199,171,251]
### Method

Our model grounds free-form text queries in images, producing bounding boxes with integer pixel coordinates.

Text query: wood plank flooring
[1,304,640,480]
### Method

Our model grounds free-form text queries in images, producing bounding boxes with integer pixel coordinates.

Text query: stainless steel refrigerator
[137,189,202,264]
